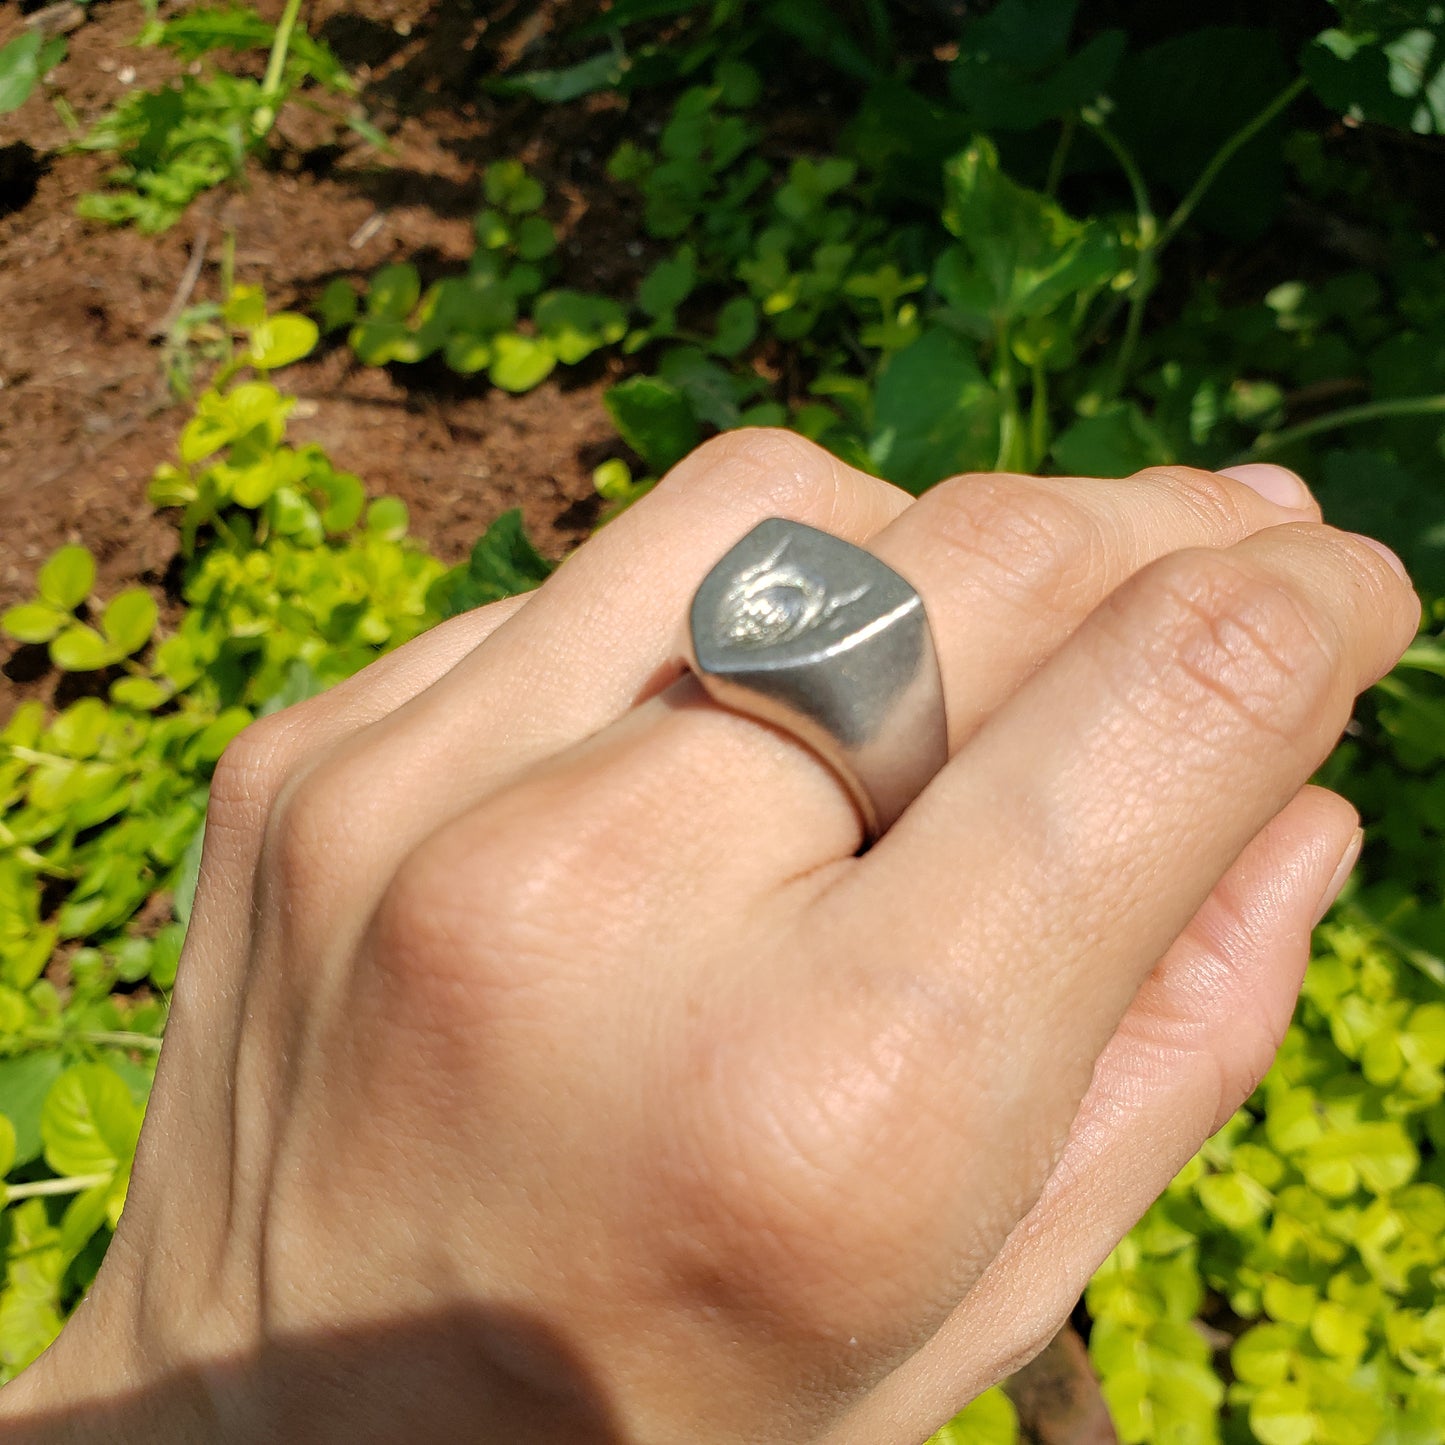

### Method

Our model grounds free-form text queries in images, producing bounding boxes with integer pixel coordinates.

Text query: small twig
[150,210,216,339]
[348,212,386,249]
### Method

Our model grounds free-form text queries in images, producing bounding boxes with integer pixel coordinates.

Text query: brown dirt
[0,0,659,716]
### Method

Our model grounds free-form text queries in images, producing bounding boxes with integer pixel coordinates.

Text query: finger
[437,463,1325,904]
[197,595,534,916]
[868,463,1319,749]
[246,431,907,961]
[817,523,1415,1273]
[131,596,535,1284]
[827,786,1361,1445]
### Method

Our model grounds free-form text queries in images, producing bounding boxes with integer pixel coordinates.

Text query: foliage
[6,2,1445,1439]
[323,159,629,393]
[1083,646,1445,1445]
[0,301,462,1380]
[0,29,66,117]
[335,4,1445,587]
[75,0,354,233]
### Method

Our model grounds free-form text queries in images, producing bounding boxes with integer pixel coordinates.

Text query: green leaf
[57,1180,112,1265]
[869,328,999,494]
[100,590,159,656]
[1198,1171,1271,1231]
[488,50,628,103]
[365,263,421,322]
[348,319,413,367]
[712,296,759,357]
[1251,1384,1315,1445]
[443,333,494,374]
[432,509,555,619]
[639,247,698,323]
[940,138,1121,328]
[0,1055,64,1167]
[0,1114,15,1179]
[0,31,63,116]
[192,708,252,766]
[515,216,558,261]
[365,496,409,540]
[604,375,700,474]
[1111,27,1293,239]
[40,1063,140,1178]
[316,277,359,332]
[50,626,116,672]
[484,159,545,215]
[950,0,1124,130]
[172,818,206,927]
[222,283,268,330]
[488,333,558,392]
[533,290,629,364]
[248,313,319,370]
[37,545,95,612]
[927,1385,1019,1444]
[1,603,66,645]
[1052,403,1173,476]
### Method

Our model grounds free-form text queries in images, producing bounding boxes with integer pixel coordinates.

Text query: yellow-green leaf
[100,589,158,656]
[37,545,94,611]
[49,625,116,672]
[1,602,66,644]
[248,313,319,371]
[40,1062,140,1178]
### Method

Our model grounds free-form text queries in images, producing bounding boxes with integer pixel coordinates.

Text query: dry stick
[150,208,217,340]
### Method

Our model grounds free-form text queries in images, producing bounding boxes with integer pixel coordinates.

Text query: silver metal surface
[684,517,947,844]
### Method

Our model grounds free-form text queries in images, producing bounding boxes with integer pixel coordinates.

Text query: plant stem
[1082,114,1155,399]
[994,327,1020,472]
[1045,113,1077,198]
[5,1173,111,1202]
[1239,393,1445,460]
[1029,359,1049,468]
[1085,76,1305,397]
[254,0,305,136]
[1158,75,1308,252]
[19,1027,163,1053]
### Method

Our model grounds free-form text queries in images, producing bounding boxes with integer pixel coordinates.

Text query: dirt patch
[0,0,655,716]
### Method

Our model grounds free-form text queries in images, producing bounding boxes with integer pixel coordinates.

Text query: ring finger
[466,459,1324,906]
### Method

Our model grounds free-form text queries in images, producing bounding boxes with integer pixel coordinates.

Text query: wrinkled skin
[0,435,1419,1444]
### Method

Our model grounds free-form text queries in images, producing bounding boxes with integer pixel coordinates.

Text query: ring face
[686,518,948,842]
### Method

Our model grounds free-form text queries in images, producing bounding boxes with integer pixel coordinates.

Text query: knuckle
[372,805,587,1024]
[207,712,305,837]
[1110,549,1335,746]
[1133,465,1254,535]
[921,472,1112,614]
[262,750,372,896]
[651,999,967,1345]
[659,427,850,520]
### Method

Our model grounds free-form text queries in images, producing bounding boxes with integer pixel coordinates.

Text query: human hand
[0,433,1419,1443]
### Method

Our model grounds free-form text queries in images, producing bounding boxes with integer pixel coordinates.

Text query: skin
[0,432,1420,1444]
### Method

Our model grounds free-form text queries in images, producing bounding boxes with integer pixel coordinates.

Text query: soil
[0,0,662,714]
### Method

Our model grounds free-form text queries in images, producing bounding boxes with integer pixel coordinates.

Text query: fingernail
[1313,827,1364,927]
[1217,463,1314,512]
[1348,532,1411,582]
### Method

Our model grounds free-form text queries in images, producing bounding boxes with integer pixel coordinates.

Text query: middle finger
[488,461,1324,900]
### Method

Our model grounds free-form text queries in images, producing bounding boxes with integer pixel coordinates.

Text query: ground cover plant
[74,0,364,233]
[3,1,1445,1440]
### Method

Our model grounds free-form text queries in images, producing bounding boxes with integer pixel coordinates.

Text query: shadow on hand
[4,1303,628,1444]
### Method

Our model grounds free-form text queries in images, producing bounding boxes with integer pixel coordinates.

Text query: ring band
[681,517,948,845]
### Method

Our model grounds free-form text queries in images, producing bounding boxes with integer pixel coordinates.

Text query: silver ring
[682,517,948,845]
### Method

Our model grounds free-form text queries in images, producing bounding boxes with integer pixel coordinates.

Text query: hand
[0,433,1418,1444]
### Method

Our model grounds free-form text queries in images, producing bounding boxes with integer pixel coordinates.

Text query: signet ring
[681,517,948,847]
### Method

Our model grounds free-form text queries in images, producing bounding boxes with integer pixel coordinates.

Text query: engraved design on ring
[683,518,949,846]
